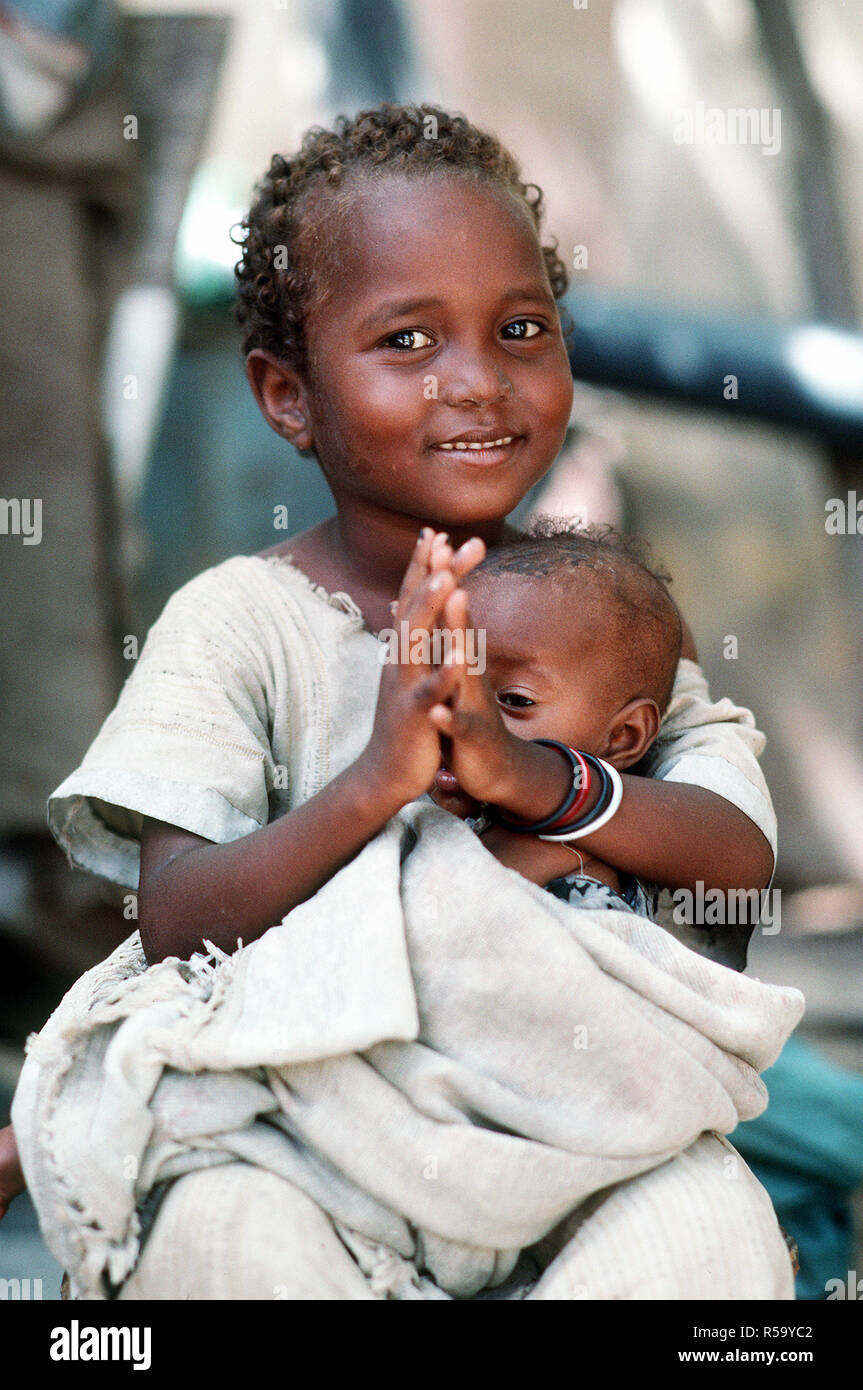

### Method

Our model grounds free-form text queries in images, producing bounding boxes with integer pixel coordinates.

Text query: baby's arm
[477,822,621,892]
[434,593,772,896]
[570,771,772,893]
[0,1123,26,1218]
[480,776,770,897]
[567,619,773,893]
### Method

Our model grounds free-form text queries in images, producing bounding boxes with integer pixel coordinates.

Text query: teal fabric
[733,1035,863,1300]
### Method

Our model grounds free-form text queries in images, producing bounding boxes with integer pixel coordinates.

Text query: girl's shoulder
[160,550,366,635]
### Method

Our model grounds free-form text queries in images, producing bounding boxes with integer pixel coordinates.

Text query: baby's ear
[601,698,662,770]
[245,350,313,451]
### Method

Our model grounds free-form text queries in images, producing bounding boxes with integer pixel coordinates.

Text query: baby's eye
[384,328,435,351]
[501,319,543,341]
[498,691,536,709]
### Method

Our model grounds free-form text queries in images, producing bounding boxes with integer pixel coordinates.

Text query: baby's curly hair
[471,518,683,712]
[234,102,569,371]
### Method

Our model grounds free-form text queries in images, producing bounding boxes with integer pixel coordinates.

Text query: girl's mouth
[430,435,523,465]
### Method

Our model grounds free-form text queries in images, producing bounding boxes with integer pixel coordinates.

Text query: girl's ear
[600,697,662,770]
[245,349,314,452]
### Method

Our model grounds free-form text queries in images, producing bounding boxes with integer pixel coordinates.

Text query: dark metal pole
[564,286,863,451]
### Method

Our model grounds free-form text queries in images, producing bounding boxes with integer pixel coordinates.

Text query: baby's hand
[428,585,574,821]
[426,584,529,805]
[478,821,622,892]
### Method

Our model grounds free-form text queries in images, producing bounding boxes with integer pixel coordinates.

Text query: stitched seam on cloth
[92,719,266,761]
[270,586,332,801]
[259,553,366,623]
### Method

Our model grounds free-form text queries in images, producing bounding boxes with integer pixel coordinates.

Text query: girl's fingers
[395,528,435,613]
[450,536,486,581]
[402,566,456,635]
[440,650,468,712]
[429,534,454,572]
[429,699,477,738]
[394,530,457,622]
[396,533,482,622]
[428,703,455,733]
[417,662,459,711]
[442,585,470,635]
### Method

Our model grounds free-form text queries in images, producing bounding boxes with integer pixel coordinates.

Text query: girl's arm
[140,759,405,963]
[140,535,474,964]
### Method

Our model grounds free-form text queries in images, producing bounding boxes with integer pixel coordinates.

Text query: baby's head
[235,104,574,530]
[462,519,682,769]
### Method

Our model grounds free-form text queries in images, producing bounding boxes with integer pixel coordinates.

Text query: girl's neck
[281,503,517,633]
[335,508,514,589]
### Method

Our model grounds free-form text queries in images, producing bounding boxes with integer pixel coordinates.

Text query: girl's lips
[429,435,523,466]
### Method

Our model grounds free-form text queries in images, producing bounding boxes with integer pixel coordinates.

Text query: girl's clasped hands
[370,527,573,825]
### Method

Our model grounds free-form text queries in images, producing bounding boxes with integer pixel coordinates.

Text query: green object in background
[174,163,249,311]
[733,1034,863,1300]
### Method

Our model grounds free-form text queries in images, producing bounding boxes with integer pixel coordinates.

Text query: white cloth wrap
[14,802,802,1300]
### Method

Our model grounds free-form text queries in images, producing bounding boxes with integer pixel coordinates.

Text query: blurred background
[1,0,862,1300]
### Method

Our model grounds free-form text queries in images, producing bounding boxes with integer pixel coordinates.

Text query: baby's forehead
[465,567,609,659]
[467,562,614,611]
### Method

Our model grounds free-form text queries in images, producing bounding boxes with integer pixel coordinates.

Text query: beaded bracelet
[544,750,592,829]
[494,739,589,835]
[492,742,624,842]
[538,754,623,842]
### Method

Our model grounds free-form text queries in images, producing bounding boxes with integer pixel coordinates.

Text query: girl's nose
[441,362,513,408]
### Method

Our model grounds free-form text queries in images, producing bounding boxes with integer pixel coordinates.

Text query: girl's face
[299,174,574,531]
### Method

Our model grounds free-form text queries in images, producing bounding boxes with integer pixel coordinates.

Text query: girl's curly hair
[234,102,569,371]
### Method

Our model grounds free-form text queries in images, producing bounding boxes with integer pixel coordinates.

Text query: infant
[429,518,682,915]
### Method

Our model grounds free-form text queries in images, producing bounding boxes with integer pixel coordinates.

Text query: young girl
[7,105,784,1297]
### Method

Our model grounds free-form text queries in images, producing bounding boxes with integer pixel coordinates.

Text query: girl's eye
[502,319,543,341]
[498,692,535,709]
[384,329,435,351]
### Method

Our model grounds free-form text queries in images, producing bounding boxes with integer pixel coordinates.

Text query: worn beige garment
[14,801,802,1300]
[32,552,794,1300]
[111,1134,793,1301]
[47,552,777,894]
